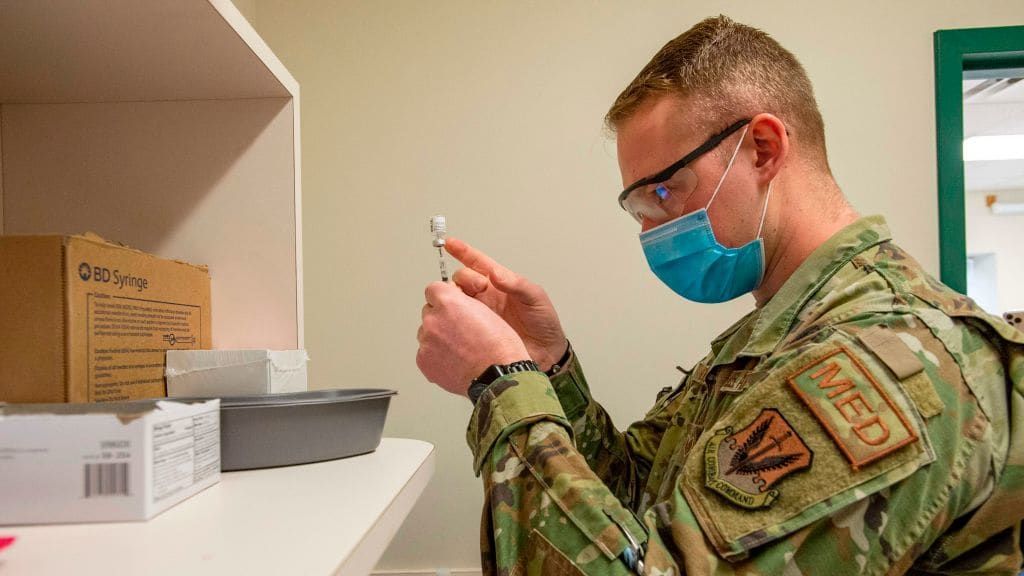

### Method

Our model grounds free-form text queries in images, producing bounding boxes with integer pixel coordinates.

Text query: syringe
[430,215,450,282]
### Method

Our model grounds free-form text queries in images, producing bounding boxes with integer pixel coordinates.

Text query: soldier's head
[608,16,841,237]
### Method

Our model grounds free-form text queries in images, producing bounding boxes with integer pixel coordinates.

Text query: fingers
[446,237,540,302]
[445,237,513,280]
[453,267,489,297]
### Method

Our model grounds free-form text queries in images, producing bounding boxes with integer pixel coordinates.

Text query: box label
[88,294,203,401]
[83,461,131,498]
[152,411,220,503]
[82,438,134,498]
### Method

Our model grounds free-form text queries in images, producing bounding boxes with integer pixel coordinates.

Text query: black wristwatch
[468,360,540,405]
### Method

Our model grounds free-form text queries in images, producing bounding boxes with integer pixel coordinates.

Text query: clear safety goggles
[617,118,751,224]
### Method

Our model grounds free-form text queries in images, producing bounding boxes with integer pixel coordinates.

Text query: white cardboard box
[0,399,220,525]
[165,349,309,397]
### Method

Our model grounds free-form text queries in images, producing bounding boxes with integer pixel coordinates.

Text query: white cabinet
[0,0,303,349]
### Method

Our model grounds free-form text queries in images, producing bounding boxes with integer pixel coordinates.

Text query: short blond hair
[607,16,829,168]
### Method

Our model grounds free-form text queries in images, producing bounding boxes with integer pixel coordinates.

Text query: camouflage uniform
[466,216,1024,575]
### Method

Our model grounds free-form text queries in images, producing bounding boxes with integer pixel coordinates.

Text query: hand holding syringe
[430,215,450,282]
[419,228,570,376]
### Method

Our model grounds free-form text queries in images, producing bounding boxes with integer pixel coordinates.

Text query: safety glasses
[617,118,752,223]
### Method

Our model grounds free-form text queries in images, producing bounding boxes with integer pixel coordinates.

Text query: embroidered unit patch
[704,408,812,509]
[787,346,918,470]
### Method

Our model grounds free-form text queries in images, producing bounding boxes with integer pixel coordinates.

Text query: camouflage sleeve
[467,371,649,575]
[548,347,662,505]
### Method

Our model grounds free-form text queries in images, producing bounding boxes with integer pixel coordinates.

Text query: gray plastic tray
[197,388,396,471]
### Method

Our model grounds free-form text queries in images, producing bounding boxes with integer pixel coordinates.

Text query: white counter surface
[0,438,435,576]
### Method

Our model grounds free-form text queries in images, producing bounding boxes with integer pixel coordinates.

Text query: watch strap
[544,341,572,377]
[468,359,540,405]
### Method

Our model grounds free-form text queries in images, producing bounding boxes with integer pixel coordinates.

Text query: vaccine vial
[430,215,449,282]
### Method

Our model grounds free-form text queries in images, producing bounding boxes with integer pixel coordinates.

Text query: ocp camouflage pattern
[465,216,1024,575]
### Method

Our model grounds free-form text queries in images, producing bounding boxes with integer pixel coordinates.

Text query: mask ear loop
[704,125,749,212]
[750,179,775,287]
[755,179,774,240]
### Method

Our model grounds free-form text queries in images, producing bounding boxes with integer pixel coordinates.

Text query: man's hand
[416,281,530,397]
[445,238,568,371]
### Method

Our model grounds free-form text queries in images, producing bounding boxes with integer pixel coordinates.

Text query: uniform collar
[709,215,892,366]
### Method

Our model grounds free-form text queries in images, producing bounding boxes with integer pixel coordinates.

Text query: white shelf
[1,438,436,576]
[0,0,296,103]
[0,0,304,351]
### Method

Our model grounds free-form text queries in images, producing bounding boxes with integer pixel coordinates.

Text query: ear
[749,113,788,184]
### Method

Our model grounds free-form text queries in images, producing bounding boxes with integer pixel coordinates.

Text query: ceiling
[963,76,1024,193]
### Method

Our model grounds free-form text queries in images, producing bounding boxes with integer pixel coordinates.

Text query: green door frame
[933,25,1024,294]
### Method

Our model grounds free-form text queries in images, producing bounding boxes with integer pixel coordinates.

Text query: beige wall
[241,1,1024,571]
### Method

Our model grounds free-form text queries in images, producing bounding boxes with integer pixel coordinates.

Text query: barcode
[84,462,130,497]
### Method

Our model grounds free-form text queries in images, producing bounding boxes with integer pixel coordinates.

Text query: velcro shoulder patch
[787,346,918,470]
[854,325,944,419]
[679,336,935,560]
[855,326,924,380]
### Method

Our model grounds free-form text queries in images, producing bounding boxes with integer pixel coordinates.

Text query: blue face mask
[639,126,773,303]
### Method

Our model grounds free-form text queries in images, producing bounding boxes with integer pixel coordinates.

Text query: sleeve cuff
[548,347,591,421]
[466,371,570,475]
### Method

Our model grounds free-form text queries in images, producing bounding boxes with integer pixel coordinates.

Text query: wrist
[539,339,571,374]
[490,342,530,367]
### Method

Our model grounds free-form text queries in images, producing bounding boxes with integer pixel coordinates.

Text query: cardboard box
[0,399,220,525]
[166,349,309,397]
[0,233,212,403]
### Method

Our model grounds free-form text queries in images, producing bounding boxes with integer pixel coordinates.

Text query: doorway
[934,25,1024,321]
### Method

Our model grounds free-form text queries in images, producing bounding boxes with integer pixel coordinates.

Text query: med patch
[705,408,812,509]
[681,339,934,560]
[787,346,918,470]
